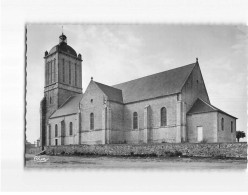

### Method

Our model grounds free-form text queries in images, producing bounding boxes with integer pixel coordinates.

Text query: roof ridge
[57,96,74,110]
[113,62,196,87]
[49,94,83,119]
[94,81,123,103]
[198,98,217,111]
[93,82,108,98]
[188,98,237,119]
[95,81,122,91]
[179,63,197,92]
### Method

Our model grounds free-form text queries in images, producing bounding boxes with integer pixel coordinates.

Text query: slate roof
[50,94,83,118]
[187,98,237,119]
[95,81,123,103]
[112,63,196,103]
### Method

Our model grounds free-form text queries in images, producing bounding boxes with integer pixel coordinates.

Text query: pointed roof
[94,81,123,103]
[187,98,237,119]
[50,94,83,119]
[113,62,196,103]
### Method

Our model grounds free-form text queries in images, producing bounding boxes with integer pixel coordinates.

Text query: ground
[25,154,247,169]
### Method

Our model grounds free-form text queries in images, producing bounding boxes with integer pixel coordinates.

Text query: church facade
[40,34,237,148]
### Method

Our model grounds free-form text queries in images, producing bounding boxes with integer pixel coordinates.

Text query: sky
[26,24,247,143]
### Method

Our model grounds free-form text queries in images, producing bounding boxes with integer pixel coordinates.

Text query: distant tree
[236,131,246,142]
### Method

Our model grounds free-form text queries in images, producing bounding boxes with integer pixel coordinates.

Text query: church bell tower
[40,33,83,148]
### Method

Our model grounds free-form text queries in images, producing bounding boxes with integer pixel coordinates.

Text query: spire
[59,25,67,44]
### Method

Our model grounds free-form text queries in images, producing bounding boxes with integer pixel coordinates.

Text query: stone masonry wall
[123,94,178,143]
[48,114,78,146]
[26,147,42,154]
[187,112,218,143]
[44,142,247,159]
[217,112,236,142]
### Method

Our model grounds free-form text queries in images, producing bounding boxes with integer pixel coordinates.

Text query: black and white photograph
[1,0,248,192]
[25,24,247,169]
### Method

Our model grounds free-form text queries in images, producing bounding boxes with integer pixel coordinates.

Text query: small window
[55,124,58,137]
[70,122,73,135]
[161,107,167,126]
[50,96,52,104]
[221,118,224,131]
[197,80,199,84]
[133,112,138,129]
[177,94,180,101]
[90,113,94,130]
[231,121,233,133]
[91,99,93,103]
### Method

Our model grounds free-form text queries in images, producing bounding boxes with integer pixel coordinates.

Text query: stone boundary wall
[44,142,247,159]
[26,147,42,154]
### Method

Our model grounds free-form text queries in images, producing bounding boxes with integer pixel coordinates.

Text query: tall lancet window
[55,124,58,137]
[50,61,52,83]
[221,118,224,131]
[46,62,49,85]
[161,107,167,126]
[48,124,51,146]
[70,122,73,135]
[69,61,71,85]
[51,60,54,83]
[62,59,65,82]
[90,113,94,130]
[54,59,56,82]
[75,63,77,86]
[47,62,50,84]
[133,112,138,129]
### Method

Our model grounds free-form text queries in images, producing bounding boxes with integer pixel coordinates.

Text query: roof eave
[49,112,78,119]
[217,110,238,119]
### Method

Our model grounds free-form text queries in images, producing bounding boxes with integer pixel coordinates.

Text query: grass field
[25,154,247,169]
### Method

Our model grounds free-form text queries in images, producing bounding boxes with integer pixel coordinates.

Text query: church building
[40,33,237,148]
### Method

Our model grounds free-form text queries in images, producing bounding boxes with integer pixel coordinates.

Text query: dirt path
[25,154,247,169]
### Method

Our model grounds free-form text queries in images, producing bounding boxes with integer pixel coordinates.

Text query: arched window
[161,107,167,126]
[61,121,65,138]
[55,124,58,137]
[133,112,138,129]
[90,113,94,130]
[70,122,73,135]
[231,121,233,133]
[221,118,224,131]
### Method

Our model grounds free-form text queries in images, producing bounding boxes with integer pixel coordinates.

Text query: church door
[197,126,203,142]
